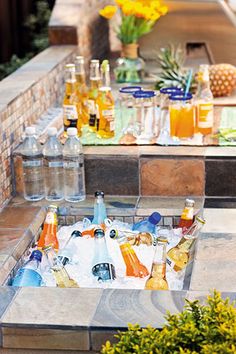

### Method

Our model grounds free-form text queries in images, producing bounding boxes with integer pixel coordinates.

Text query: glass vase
[114,43,145,84]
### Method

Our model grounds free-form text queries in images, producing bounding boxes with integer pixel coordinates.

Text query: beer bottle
[75,56,89,126]
[63,64,81,136]
[96,60,115,139]
[88,60,100,131]
[178,199,195,229]
[167,215,205,272]
[145,235,168,290]
[196,64,214,135]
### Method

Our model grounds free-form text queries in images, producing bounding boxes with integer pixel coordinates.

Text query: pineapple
[155,44,193,91]
[155,45,236,97]
[209,64,236,97]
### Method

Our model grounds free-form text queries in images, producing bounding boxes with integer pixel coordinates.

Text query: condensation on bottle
[21,126,44,201]
[63,127,86,202]
[43,127,64,201]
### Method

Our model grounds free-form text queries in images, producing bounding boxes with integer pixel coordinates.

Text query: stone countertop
[0,196,236,352]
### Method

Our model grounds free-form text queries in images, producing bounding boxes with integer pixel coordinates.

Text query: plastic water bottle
[92,229,116,282]
[63,128,86,202]
[92,191,107,226]
[11,250,43,287]
[132,212,162,233]
[21,127,44,201]
[43,127,64,201]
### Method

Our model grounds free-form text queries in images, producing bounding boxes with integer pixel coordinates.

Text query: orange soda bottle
[118,237,149,278]
[37,205,59,251]
[178,199,195,229]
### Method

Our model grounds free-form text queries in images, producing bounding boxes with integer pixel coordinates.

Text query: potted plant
[101,291,236,353]
[99,0,168,83]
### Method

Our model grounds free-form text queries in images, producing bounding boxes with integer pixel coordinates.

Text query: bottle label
[63,105,78,121]
[63,161,83,169]
[48,161,63,168]
[92,262,116,281]
[23,160,42,167]
[102,109,115,131]
[89,114,96,127]
[166,257,175,270]
[197,103,213,128]
[181,207,193,221]
[45,211,57,225]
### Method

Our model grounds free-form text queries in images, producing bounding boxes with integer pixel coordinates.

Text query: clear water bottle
[21,126,44,201]
[132,212,162,233]
[43,127,64,201]
[92,229,116,282]
[92,191,107,226]
[63,127,86,202]
[11,250,43,287]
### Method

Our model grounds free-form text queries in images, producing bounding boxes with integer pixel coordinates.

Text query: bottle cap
[148,212,162,225]
[30,250,42,262]
[65,63,75,71]
[48,204,58,212]
[90,59,99,64]
[185,199,195,207]
[71,230,82,238]
[25,126,36,136]
[133,90,156,98]
[67,128,77,136]
[47,127,57,136]
[95,191,104,198]
[94,228,105,238]
[109,229,118,239]
[119,86,142,94]
[75,56,84,62]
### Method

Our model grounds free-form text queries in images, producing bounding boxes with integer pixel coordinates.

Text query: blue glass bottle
[12,250,43,287]
[132,212,162,233]
[92,191,107,226]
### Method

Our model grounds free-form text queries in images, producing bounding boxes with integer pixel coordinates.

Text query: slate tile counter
[0,197,236,352]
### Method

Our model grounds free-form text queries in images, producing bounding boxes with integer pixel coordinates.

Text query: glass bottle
[75,56,89,126]
[57,230,82,266]
[195,64,214,135]
[37,205,59,251]
[92,229,116,282]
[167,215,206,272]
[88,59,100,132]
[43,127,64,201]
[92,191,107,227]
[63,127,86,202]
[117,237,149,278]
[110,228,154,246]
[43,245,79,288]
[21,126,44,201]
[145,236,168,290]
[132,212,161,233]
[178,199,195,229]
[11,250,43,287]
[63,64,81,137]
[97,60,115,139]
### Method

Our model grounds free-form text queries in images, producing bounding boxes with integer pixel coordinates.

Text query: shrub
[101,291,236,354]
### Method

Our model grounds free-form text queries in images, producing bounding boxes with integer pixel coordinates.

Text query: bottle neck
[76,73,86,85]
[181,206,194,220]
[177,235,196,252]
[95,196,104,204]
[152,241,167,264]
[100,69,111,89]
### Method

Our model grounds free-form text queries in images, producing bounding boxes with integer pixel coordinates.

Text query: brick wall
[0,45,77,209]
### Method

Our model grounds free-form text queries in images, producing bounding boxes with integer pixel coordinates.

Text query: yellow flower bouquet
[99,0,168,82]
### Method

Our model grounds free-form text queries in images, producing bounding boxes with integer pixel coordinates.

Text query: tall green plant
[102,291,236,354]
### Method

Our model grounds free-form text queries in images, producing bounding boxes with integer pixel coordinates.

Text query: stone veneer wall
[0,45,77,210]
